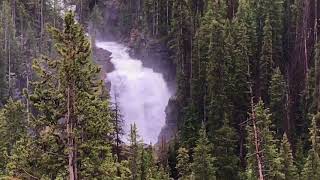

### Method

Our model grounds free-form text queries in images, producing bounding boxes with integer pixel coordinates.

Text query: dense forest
[1,0,320,180]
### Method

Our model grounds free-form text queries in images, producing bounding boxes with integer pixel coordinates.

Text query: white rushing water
[96,41,171,144]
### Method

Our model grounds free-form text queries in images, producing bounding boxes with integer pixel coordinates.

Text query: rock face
[158,96,179,143]
[128,31,176,93]
[93,46,114,88]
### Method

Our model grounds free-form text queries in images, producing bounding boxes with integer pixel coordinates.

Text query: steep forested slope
[103,0,320,179]
[2,0,320,179]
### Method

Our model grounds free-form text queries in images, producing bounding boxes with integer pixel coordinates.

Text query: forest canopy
[0,0,320,180]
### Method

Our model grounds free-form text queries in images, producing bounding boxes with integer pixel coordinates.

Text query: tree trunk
[248,60,264,180]
[67,86,77,180]
[40,0,44,53]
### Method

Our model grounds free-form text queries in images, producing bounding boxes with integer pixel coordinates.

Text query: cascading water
[96,41,171,144]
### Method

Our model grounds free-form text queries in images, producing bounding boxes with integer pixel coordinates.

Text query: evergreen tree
[128,123,170,180]
[214,117,240,179]
[0,99,27,175]
[128,123,141,180]
[260,15,273,104]
[168,139,179,179]
[246,100,284,179]
[180,103,200,149]
[176,147,191,180]
[301,113,320,180]
[191,124,216,180]
[112,93,125,165]
[279,133,298,179]
[295,138,306,176]
[23,12,115,179]
[270,67,286,137]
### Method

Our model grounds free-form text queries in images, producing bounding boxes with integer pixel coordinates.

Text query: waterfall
[96,41,171,144]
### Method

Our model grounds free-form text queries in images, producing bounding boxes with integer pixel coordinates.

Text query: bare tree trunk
[166,0,169,28]
[113,93,122,176]
[67,86,77,180]
[12,0,16,28]
[152,0,155,36]
[3,3,9,96]
[250,99,264,180]
[156,0,159,35]
[315,0,320,111]
[248,61,264,180]
[190,37,193,100]
[8,34,11,97]
[40,0,44,53]
[114,93,120,162]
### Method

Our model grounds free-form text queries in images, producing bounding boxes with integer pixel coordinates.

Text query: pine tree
[127,123,169,180]
[176,147,191,180]
[180,103,200,149]
[141,145,170,180]
[191,124,216,180]
[168,139,179,179]
[0,19,7,104]
[25,12,115,179]
[112,92,125,165]
[301,113,320,180]
[206,14,227,139]
[279,133,298,179]
[0,99,27,175]
[270,67,286,137]
[246,100,284,180]
[214,117,240,179]
[295,138,305,176]
[128,123,142,180]
[260,15,273,104]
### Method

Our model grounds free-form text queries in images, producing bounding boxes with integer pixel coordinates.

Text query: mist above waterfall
[96,41,171,144]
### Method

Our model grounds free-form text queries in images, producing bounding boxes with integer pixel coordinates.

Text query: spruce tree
[206,14,227,139]
[176,147,191,180]
[128,123,169,180]
[295,138,306,177]
[0,99,27,175]
[191,124,216,180]
[214,117,240,179]
[280,133,298,179]
[301,113,320,179]
[180,103,200,149]
[246,100,284,179]
[128,123,141,180]
[270,67,286,137]
[260,15,273,104]
[25,12,115,179]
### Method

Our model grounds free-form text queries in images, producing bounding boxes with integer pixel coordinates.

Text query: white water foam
[96,41,171,144]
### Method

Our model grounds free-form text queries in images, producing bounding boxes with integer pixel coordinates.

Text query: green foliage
[2,0,320,179]
[176,147,191,180]
[0,99,27,175]
[191,124,216,180]
[5,12,116,179]
[280,133,298,179]
[246,100,284,179]
[128,124,170,180]
[260,15,273,103]
[270,67,286,137]
[214,117,240,179]
[180,103,200,149]
[301,113,320,180]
